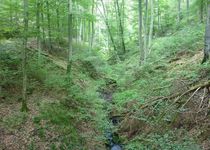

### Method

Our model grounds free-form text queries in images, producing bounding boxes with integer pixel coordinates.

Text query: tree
[202,0,210,64]
[99,0,118,60]
[21,0,29,112]
[36,0,41,62]
[186,0,190,22]
[139,0,144,65]
[115,0,126,56]
[148,0,154,53]
[178,0,181,23]
[200,0,204,23]
[90,0,95,48]
[46,0,52,50]
[67,0,73,87]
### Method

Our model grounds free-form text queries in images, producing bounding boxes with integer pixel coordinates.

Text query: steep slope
[107,24,210,149]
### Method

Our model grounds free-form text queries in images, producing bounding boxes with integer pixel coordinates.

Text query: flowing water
[98,79,122,150]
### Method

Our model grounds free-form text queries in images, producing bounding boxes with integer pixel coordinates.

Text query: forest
[0,0,210,149]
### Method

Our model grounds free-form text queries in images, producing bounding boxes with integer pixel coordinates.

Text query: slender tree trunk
[79,19,83,42]
[36,0,41,62]
[83,20,86,42]
[41,10,45,47]
[46,0,52,50]
[139,0,144,65]
[202,1,210,63]
[9,0,13,28]
[186,0,190,22]
[157,0,161,31]
[90,0,95,48]
[200,0,204,23]
[100,0,118,58]
[67,0,73,85]
[144,0,149,57]
[21,0,29,112]
[88,20,91,48]
[56,6,60,38]
[178,0,181,23]
[148,0,154,53]
[116,0,126,56]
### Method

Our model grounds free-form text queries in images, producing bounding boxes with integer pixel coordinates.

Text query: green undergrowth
[107,24,206,149]
[125,131,200,150]
[0,40,110,149]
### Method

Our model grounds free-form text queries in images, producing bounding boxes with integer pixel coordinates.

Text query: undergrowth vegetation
[0,23,209,150]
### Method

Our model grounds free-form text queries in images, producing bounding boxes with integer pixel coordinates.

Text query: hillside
[1,0,210,150]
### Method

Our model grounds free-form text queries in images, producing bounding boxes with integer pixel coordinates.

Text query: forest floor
[0,36,210,149]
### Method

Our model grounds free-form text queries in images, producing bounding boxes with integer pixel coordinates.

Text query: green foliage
[113,89,144,106]
[33,102,82,148]
[125,131,200,150]
[151,24,204,60]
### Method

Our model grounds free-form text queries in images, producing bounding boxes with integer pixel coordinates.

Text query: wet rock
[111,144,122,150]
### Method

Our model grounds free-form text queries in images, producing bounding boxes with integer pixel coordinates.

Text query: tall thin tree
[21,0,29,112]
[139,0,144,65]
[115,0,126,56]
[67,0,73,86]
[36,0,41,62]
[202,0,210,63]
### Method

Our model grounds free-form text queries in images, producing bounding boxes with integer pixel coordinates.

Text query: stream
[98,78,123,150]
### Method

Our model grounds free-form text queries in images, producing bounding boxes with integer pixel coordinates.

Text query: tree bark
[46,0,52,50]
[202,1,210,64]
[36,0,41,62]
[157,0,161,31]
[99,0,118,58]
[200,0,204,23]
[67,0,73,86]
[148,0,154,53]
[186,0,190,22]
[116,0,126,56]
[90,0,95,48]
[21,0,29,112]
[178,0,181,23]
[56,4,60,40]
[139,0,144,65]
[41,0,45,47]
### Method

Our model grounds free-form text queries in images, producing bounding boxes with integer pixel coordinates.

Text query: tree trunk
[202,1,210,64]
[90,0,95,48]
[157,0,161,31]
[41,0,45,47]
[186,0,190,22]
[56,5,60,39]
[148,0,154,53]
[200,0,204,23]
[21,0,29,112]
[144,0,149,57]
[178,0,181,23]
[116,0,126,56]
[100,0,118,59]
[139,0,144,65]
[67,0,73,86]
[46,0,52,50]
[36,0,41,62]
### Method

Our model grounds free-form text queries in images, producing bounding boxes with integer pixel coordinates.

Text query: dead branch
[141,80,210,109]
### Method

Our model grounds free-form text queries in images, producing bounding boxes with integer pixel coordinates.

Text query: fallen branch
[181,87,201,108]
[141,80,210,109]
[28,48,67,70]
